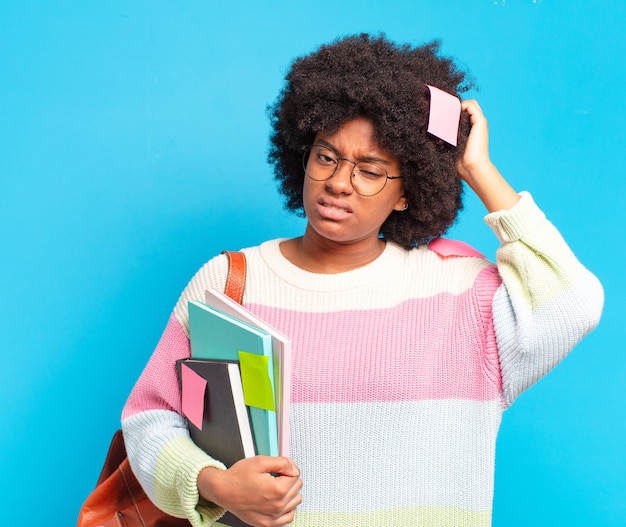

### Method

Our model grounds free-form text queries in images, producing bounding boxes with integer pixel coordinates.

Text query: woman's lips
[316,197,353,220]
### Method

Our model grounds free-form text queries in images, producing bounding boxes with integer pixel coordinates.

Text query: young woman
[121,34,603,527]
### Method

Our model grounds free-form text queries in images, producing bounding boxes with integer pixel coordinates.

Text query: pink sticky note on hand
[181,363,207,430]
[426,85,461,146]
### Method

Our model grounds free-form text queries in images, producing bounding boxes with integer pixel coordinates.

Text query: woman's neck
[280,226,386,274]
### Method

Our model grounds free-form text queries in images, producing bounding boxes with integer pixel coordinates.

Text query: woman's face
[302,117,407,247]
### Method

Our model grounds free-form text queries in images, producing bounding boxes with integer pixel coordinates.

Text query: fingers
[461,99,487,126]
[267,457,303,506]
[273,492,303,527]
[259,455,300,477]
[460,98,482,113]
[271,477,303,525]
[274,464,303,498]
[230,454,298,474]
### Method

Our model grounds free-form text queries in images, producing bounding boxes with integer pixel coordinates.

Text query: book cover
[188,300,278,457]
[204,287,292,457]
[177,359,256,466]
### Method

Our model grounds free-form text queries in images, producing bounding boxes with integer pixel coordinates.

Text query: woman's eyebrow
[314,139,393,166]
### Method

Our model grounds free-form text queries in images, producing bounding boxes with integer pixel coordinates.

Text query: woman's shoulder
[171,241,276,323]
[396,239,493,269]
[393,239,498,297]
[196,240,278,273]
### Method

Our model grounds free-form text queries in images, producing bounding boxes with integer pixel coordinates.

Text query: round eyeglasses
[302,144,403,197]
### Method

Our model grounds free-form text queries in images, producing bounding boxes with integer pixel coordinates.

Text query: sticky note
[426,85,461,146]
[181,363,207,430]
[238,351,275,412]
[428,237,485,259]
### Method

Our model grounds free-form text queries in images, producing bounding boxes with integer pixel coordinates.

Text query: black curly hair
[267,33,475,248]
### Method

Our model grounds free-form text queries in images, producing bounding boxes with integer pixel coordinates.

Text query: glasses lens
[352,162,388,196]
[304,146,338,181]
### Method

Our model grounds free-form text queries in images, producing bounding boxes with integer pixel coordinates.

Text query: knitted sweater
[121,192,603,526]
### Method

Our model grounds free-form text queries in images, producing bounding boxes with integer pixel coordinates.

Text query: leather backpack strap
[222,250,247,305]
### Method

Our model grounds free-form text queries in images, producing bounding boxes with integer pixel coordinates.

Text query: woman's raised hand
[456,99,520,213]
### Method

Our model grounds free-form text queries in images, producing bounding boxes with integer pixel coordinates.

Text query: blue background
[1,1,624,525]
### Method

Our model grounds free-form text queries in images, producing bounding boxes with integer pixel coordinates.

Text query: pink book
[204,288,291,457]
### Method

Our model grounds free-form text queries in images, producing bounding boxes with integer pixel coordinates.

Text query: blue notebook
[204,287,291,457]
[188,300,278,457]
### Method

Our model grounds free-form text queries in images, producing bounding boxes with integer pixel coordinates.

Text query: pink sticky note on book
[426,85,461,146]
[181,363,207,430]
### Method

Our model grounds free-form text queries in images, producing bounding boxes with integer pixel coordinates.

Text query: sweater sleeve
[121,253,233,526]
[485,192,604,407]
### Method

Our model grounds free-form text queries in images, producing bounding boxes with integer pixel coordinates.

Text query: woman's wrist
[461,160,520,213]
[197,466,225,507]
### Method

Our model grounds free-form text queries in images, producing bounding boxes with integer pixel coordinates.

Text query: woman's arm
[456,100,604,405]
[122,254,302,526]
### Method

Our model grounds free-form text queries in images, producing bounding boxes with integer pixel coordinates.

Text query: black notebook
[177,358,256,527]
[177,358,256,466]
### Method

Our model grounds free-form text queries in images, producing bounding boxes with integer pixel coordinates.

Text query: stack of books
[177,287,291,465]
[177,290,292,527]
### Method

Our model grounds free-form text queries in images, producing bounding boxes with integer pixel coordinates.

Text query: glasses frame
[302,144,403,197]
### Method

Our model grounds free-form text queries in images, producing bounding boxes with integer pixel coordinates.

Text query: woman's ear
[394,195,408,212]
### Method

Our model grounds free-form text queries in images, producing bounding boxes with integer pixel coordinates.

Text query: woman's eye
[358,165,385,179]
[318,153,336,165]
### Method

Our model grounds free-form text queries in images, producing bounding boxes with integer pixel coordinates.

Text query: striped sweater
[122,192,603,526]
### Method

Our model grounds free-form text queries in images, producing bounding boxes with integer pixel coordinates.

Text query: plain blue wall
[1,1,624,525]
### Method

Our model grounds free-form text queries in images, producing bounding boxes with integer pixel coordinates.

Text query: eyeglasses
[302,144,403,197]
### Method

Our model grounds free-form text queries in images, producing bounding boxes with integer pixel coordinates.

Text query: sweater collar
[259,238,406,292]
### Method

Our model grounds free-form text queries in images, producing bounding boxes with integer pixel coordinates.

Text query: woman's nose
[326,159,355,194]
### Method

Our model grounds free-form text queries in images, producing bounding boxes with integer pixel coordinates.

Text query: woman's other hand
[198,455,303,527]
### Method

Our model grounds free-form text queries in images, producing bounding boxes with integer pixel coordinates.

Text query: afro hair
[267,33,475,248]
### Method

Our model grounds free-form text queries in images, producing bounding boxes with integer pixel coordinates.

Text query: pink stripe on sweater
[251,271,502,404]
[122,314,190,419]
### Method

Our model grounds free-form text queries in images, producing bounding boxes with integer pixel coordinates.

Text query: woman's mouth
[317,198,353,220]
